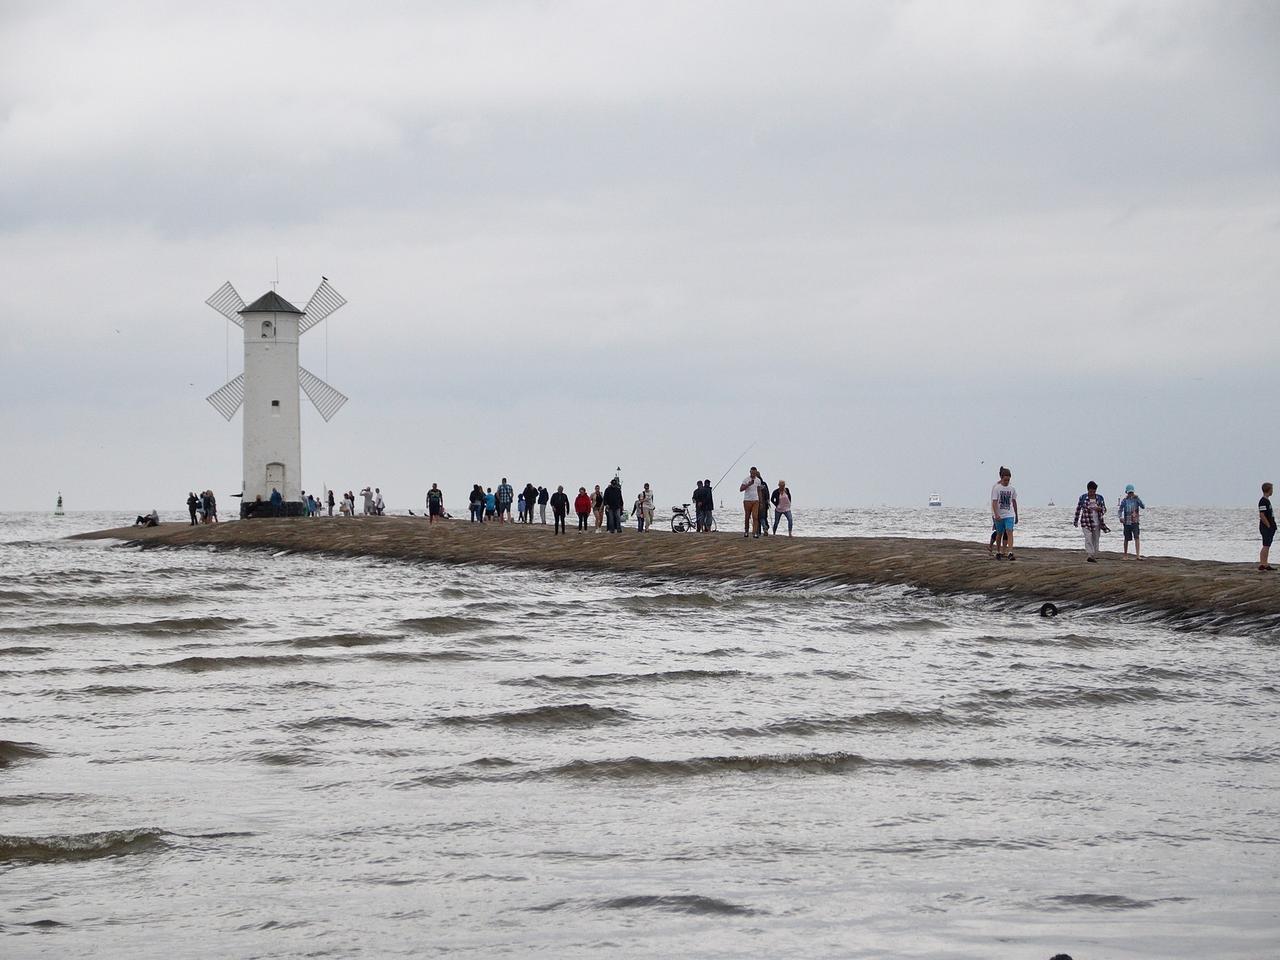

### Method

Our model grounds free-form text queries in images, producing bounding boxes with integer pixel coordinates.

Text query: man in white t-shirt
[990,466,1019,560]
[740,467,765,538]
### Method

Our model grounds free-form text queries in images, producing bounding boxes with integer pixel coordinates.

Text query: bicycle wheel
[671,515,689,533]
[706,515,717,532]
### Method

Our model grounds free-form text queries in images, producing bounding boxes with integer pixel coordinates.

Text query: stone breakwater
[74,518,1279,634]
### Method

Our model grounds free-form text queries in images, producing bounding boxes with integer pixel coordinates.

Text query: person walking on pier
[991,467,1018,560]
[484,487,496,520]
[1260,482,1276,572]
[772,480,794,536]
[496,479,513,523]
[574,487,592,531]
[1073,481,1109,563]
[741,467,765,538]
[469,485,485,523]
[187,492,199,526]
[603,478,625,533]
[592,484,605,531]
[550,485,570,534]
[756,471,770,536]
[327,489,335,517]
[538,486,550,524]
[1117,485,1145,559]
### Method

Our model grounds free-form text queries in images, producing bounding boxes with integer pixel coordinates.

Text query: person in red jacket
[574,487,593,532]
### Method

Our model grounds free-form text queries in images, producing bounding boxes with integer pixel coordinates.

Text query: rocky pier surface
[73,518,1279,634]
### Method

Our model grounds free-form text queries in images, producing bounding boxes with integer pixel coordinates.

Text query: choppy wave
[0,616,244,637]
[507,669,745,689]
[438,703,632,729]
[0,645,52,655]
[284,715,393,730]
[272,632,399,649]
[725,708,959,737]
[534,893,759,916]
[0,740,48,767]
[0,828,168,863]
[363,649,481,663]
[542,751,1010,780]
[397,616,495,634]
[156,653,327,672]
[618,593,724,611]
[56,684,159,699]
[1039,893,1192,911]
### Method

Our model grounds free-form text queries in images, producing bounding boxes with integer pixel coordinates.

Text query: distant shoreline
[72,518,1278,636]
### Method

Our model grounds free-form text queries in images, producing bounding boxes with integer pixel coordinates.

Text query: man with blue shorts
[990,466,1018,561]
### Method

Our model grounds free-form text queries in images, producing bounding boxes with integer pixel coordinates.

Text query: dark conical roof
[240,290,303,314]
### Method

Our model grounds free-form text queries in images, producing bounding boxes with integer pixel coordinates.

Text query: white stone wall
[241,312,302,504]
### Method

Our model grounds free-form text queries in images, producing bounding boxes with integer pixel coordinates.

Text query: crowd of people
[177,468,1277,569]
[990,467,1276,571]
[408,470,797,539]
[186,490,218,525]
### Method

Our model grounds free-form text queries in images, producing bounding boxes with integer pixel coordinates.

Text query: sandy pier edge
[71,518,1279,635]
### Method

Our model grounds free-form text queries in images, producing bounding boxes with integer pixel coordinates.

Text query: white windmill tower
[204,278,349,518]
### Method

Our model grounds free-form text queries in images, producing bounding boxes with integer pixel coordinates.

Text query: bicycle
[670,503,716,533]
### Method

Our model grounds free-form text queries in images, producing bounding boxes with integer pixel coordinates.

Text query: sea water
[1,512,1276,958]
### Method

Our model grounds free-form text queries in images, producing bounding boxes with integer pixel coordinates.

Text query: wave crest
[0,828,168,864]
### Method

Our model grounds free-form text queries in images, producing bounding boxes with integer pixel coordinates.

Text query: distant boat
[928,493,942,507]
[1047,499,1056,507]
[54,492,64,516]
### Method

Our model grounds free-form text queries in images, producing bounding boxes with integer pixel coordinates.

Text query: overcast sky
[1,0,1276,512]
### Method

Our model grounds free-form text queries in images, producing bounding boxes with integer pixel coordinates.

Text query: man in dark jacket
[602,478,625,533]
[522,483,539,524]
[537,485,550,524]
[187,492,199,525]
[549,485,570,535]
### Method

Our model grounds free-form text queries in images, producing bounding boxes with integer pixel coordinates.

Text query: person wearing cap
[1073,480,1110,563]
[1117,484,1146,559]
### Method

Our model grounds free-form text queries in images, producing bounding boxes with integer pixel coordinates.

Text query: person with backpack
[549,485,570,534]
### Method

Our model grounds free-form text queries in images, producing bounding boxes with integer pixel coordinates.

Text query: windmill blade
[206,374,245,421]
[206,281,246,328]
[299,278,346,334]
[298,366,348,422]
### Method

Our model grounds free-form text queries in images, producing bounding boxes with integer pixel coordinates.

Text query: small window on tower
[261,320,274,338]
[271,400,280,407]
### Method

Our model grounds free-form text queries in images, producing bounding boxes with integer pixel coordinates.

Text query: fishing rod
[712,441,757,492]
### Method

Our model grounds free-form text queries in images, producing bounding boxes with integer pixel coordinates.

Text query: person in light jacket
[771,481,794,536]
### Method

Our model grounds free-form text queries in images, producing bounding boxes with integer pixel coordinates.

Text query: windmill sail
[299,279,346,334]
[205,281,246,327]
[298,366,348,421]
[206,374,245,421]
